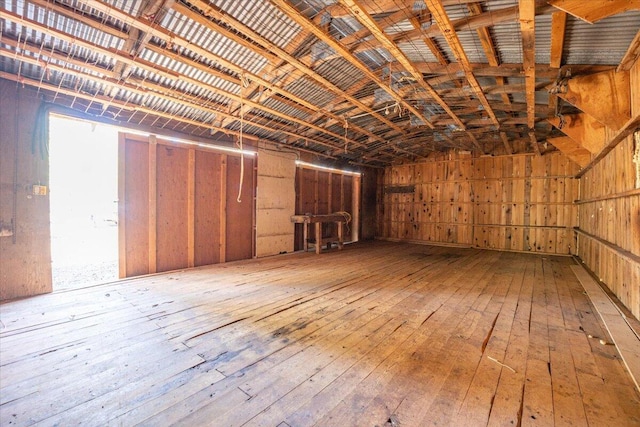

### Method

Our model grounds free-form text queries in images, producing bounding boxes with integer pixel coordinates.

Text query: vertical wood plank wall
[0,81,52,300]
[119,133,255,277]
[577,60,640,319]
[380,151,579,255]
[294,166,359,250]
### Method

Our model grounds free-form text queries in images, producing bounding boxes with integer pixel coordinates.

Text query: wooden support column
[520,0,537,130]
[148,135,157,274]
[352,175,361,242]
[219,154,227,263]
[187,149,195,268]
[117,134,127,278]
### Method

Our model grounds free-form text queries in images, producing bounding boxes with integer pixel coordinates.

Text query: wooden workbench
[291,214,346,254]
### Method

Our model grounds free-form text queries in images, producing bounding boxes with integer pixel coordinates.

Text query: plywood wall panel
[194,150,222,267]
[225,155,255,262]
[0,82,52,300]
[255,150,296,258]
[122,137,151,277]
[156,145,189,272]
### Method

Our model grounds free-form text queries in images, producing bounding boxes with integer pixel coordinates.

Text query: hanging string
[237,73,248,203]
[343,116,348,153]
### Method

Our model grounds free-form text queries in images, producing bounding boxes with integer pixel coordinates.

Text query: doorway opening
[49,115,119,290]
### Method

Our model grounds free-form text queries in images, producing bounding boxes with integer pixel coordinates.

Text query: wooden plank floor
[1,241,639,426]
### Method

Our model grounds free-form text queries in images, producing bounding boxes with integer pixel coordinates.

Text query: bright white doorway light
[49,115,119,290]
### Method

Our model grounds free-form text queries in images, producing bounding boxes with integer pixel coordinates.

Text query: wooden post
[148,135,157,274]
[352,175,360,242]
[315,222,322,254]
[219,154,227,263]
[117,133,127,278]
[187,149,195,268]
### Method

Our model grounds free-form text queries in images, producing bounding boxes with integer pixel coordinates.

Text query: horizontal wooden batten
[575,228,640,265]
[575,188,640,204]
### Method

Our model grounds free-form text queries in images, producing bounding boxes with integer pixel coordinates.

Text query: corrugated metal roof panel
[564,12,640,65]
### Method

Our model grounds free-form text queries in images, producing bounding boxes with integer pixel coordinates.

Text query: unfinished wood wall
[294,166,359,250]
[255,149,296,257]
[577,61,640,319]
[0,81,52,300]
[119,133,255,278]
[380,151,580,255]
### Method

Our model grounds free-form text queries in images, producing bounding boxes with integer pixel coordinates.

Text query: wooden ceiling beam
[558,69,631,131]
[272,0,433,131]
[68,0,394,141]
[546,136,590,167]
[467,2,512,108]
[548,0,640,24]
[347,3,556,57]
[324,0,484,18]
[528,131,542,156]
[549,11,567,68]
[408,16,448,66]
[0,44,365,154]
[335,0,466,130]
[519,0,537,130]
[0,28,374,156]
[184,0,401,137]
[547,113,607,154]
[500,131,514,155]
[618,29,640,72]
[425,0,499,128]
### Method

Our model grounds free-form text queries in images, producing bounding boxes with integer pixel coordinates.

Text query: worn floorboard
[1,241,639,426]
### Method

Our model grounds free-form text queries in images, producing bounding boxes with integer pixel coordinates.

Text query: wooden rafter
[180,0,402,136]
[548,0,640,24]
[519,0,536,130]
[334,0,466,130]
[0,21,414,163]
[549,11,567,68]
[467,2,511,107]
[347,3,556,57]
[618,29,640,72]
[272,0,442,130]
[528,131,542,156]
[425,0,499,128]
[0,41,375,156]
[500,131,514,155]
[67,0,400,143]
[408,16,448,66]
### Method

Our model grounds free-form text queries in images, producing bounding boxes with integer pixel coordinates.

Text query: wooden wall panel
[294,165,359,250]
[194,150,222,267]
[120,136,150,277]
[225,155,255,262]
[380,151,579,255]
[0,81,52,300]
[317,172,329,214]
[576,60,640,319]
[156,145,189,272]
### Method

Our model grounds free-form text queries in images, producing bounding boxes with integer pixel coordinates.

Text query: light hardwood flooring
[1,241,639,426]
